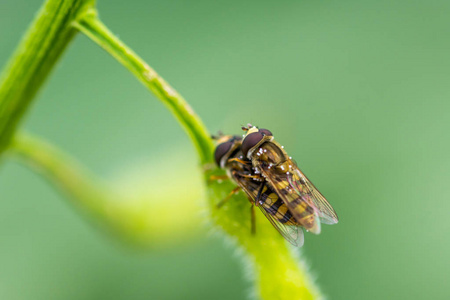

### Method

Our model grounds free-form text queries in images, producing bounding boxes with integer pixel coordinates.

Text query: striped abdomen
[258,185,298,225]
[262,165,317,231]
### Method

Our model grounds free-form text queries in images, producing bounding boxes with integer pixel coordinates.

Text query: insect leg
[227,158,251,165]
[217,186,241,208]
[238,173,263,179]
[255,181,266,206]
[250,204,256,235]
[208,175,230,182]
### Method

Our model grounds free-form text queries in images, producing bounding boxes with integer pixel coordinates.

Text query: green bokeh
[1,0,449,299]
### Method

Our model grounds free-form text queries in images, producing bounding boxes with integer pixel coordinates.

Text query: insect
[241,124,339,235]
[214,134,305,246]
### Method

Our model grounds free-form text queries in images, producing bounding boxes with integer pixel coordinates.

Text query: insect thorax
[253,142,288,169]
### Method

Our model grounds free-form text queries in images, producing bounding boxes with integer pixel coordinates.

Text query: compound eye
[242,132,264,157]
[214,141,233,166]
[259,128,272,136]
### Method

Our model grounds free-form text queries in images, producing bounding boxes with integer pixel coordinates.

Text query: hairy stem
[73,11,214,165]
[0,0,95,155]
[206,169,323,300]
[0,2,323,298]
[75,11,322,299]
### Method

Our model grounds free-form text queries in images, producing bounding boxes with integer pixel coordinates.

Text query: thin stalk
[0,2,324,298]
[8,132,202,248]
[9,133,110,219]
[0,0,95,155]
[74,11,323,299]
[73,11,214,165]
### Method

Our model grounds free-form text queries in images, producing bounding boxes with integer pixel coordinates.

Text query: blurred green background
[1,0,450,299]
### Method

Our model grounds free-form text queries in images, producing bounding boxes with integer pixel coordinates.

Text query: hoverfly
[241,124,339,235]
[214,134,305,246]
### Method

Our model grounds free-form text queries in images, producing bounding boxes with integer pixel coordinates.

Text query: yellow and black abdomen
[259,160,318,231]
[258,186,298,225]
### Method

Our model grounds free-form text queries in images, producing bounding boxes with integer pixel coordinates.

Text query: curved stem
[0,0,95,155]
[74,12,322,299]
[0,2,323,298]
[10,133,110,217]
[8,132,202,248]
[73,11,214,165]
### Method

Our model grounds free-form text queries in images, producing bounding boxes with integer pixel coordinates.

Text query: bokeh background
[1,0,450,299]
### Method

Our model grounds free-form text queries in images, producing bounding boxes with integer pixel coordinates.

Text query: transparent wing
[286,162,339,225]
[258,202,304,247]
[255,166,320,233]
[231,172,304,247]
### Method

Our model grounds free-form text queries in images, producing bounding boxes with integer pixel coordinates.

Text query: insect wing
[231,172,304,247]
[258,196,304,247]
[255,161,322,233]
[286,164,339,225]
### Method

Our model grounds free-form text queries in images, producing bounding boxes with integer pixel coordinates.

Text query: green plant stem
[73,11,214,165]
[74,12,322,299]
[206,170,323,300]
[1,2,323,298]
[0,0,95,155]
[8,132,202,248]
[9,132,110,221]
